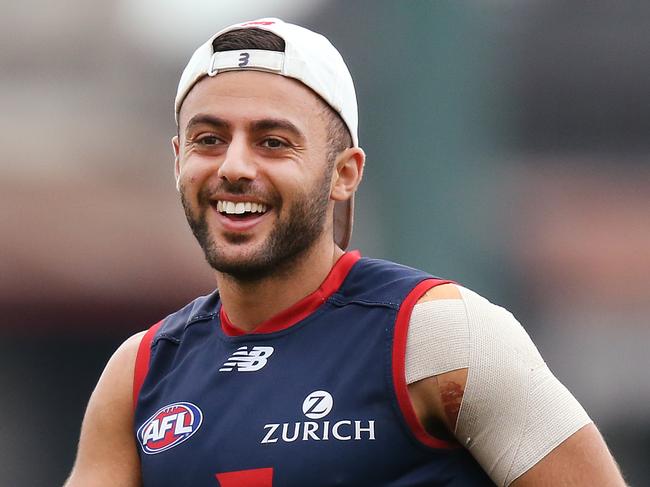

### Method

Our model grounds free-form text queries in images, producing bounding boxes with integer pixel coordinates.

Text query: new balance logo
[219,346,274,372]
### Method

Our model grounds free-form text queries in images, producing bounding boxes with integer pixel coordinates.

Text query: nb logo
[302,390,333,419]
[238,52,250,67]
[219,346,274,372]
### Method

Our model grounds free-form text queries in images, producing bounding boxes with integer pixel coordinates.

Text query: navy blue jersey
[133,252,493,486]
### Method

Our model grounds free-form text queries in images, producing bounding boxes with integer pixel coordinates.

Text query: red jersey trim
[220,250,361,336]
[392,278,460,450]
[215,467,274,486]
[133,320,163,409]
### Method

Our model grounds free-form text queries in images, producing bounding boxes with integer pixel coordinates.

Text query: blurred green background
[1,1,649,485]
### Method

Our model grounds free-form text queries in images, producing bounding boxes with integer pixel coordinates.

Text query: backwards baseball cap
[175,18,359,250]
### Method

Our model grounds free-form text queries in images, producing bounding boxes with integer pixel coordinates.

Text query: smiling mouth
[211,200,270,221]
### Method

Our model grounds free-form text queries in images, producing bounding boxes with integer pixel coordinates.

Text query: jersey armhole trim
[392,278,460,450]
[133,320,163,410]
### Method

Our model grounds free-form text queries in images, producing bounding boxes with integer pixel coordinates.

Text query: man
[65,19,626,486]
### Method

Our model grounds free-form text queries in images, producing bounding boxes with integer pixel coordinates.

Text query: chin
[205,237,271,275]
[207,254,278,282]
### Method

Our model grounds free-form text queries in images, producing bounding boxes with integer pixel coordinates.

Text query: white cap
[175,18,358,249]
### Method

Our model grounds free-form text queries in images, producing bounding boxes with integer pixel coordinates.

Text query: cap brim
[333,197,353,250]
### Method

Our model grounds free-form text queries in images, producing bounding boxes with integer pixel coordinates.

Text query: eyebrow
[185,114,230,134]
[250,119,305,141]
[184,114,305,141]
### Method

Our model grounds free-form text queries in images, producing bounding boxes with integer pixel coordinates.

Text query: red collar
[220,251,361,336]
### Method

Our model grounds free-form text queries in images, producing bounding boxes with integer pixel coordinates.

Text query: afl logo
[137,402,203,454]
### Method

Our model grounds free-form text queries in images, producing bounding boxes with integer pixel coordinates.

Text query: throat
[216,243,344,332]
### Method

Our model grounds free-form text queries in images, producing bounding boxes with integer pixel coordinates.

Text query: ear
[172,135,181,191]
[330,147,365,202]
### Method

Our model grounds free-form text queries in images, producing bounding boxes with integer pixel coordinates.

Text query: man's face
[174,70,334,280]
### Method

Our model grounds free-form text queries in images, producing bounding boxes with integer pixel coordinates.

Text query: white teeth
[216,200,268,215]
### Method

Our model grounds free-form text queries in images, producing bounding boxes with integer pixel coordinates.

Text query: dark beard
[180,169,331,282]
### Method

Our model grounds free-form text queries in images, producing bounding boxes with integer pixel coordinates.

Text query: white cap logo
[302,390,333,419]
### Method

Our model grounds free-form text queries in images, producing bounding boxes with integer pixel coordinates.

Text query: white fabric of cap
[174,18,359,249]
[208,50,284,74]
[175,18,358,146]
[405,286,592,486]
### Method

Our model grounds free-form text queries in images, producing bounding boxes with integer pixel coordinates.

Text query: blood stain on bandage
[440,380,464,428]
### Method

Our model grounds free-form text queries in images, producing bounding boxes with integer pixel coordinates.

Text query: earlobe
[172,135,181,192]
[331,147,365,202]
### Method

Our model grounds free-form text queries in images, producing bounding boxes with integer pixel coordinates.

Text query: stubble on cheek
[179,184,210,244]
[177,160,333,280]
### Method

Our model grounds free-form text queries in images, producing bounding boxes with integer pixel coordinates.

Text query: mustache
[196,180,280,206]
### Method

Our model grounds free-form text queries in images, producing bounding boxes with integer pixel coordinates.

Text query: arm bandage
[406,286,591,486]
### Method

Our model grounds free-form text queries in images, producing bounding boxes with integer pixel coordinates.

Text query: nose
[217,136,257,183]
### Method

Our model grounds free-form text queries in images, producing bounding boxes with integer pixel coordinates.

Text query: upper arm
[407,284,626,486]
[511,423,626,486]
[64,331,145,487]
[408,283,468,434]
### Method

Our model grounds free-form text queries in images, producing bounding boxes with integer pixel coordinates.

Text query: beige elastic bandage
[405,286,591,486]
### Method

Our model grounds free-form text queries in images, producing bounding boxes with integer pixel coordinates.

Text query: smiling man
[64,19,627,487]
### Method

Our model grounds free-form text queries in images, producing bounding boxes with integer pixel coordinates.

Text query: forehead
[178,70,325,132]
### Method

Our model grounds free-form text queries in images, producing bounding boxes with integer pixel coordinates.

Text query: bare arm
[408,284,627,486]
[510,423,626,487]
[64,331,145,487]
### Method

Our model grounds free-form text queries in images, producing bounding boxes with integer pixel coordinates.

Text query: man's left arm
[407,284,627,486]
[510,422,624,486]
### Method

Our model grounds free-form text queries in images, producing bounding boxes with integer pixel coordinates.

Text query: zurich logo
[302,390,333,419]
[261,390,376,444]
[137,402,203,454]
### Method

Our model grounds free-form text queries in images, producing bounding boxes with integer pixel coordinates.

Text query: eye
[195,135,222,146]
[260,137,287,149]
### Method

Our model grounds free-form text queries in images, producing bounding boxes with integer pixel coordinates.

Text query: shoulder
[117,330,148,363]
[341,256,453,306]
[407,284,594,485]
[418,282,462,302]
[93,330,147,416]
[74,329,149,437]
[407,282,547,417]
[153,290,221,341]
[408,282,529,370]
[412,283,539,365]
[64,331,147,486]
[90,330,147,401]
[415,282,514,325]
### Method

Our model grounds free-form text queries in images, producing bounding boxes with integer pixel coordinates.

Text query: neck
[216,239,345,332]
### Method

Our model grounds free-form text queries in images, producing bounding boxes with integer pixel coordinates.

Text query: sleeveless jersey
[133,251,493,486]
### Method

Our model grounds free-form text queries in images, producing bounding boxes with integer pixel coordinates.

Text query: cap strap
[208,50,285,77]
